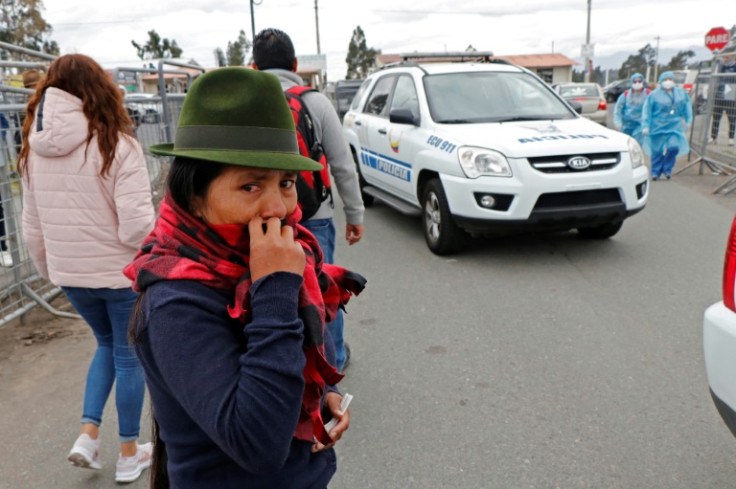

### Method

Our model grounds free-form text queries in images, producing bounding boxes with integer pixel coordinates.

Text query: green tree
[618,44,655,80]
[214,47,227,67]
[345,26,379,79]
[226,29,250,66]
[663,49,695,71]
[131,30,183,60]
[0,0,59,57]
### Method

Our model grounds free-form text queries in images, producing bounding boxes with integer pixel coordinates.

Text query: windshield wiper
[495,116,556,123]
[435,119,472,124]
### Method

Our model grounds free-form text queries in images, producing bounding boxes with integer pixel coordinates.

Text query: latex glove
[642,127,650,136]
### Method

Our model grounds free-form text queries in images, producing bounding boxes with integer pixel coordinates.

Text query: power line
[54,19,159,26]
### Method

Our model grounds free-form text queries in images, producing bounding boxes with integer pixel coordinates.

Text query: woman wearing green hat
[125,67,366,488]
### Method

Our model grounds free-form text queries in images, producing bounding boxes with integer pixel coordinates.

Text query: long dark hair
[18,54,134,179]
[128,157,224,488]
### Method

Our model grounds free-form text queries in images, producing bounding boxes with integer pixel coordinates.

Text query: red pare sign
[705,27,730,52]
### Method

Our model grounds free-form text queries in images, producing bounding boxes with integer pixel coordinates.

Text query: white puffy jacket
[22,87,155,289]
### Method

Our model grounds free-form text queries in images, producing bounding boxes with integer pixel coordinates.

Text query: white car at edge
[342,61,649,254]
[703,217,736,438]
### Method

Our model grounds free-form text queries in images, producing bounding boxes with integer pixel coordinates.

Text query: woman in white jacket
[18,54,156,483]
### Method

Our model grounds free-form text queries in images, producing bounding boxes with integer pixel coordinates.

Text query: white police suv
[342,59,649,254]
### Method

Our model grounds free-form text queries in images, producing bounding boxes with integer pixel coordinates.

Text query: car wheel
[422,179,464,255]
[352,149,374,207]
[577,220,623,239]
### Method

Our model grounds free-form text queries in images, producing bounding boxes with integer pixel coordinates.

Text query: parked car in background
[603,79,631,103]
[124,93,162,124]
[555,82,608,126]
[603,78,651,103]
[325,79,365,122]
[672,69,698,97]
[334,80,364,122]
[703,216,736,440]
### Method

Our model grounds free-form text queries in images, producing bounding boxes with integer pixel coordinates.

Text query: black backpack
[284,86,332,222]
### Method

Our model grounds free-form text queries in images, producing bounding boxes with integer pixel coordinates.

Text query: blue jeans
[651,146,679,178]
[62,286,144,442]
[301,218,347,370]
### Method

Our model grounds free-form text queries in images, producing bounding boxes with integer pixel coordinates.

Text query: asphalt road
[330,159,736,488]
[2,156,736,488]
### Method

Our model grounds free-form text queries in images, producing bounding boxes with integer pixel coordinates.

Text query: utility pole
[250,0,256,42]
[314,0,321,54]
[584,0,592,82]
[653,35,660,84]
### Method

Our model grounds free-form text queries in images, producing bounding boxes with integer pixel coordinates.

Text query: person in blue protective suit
[614,72,650,146]
[642,71,693,180]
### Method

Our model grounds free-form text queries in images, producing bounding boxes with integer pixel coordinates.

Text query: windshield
[424,71,576,124]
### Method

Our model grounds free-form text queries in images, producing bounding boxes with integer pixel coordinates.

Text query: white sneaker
[115,442,153,483]
[67,434,102,470]
[729,139,735,146]
[0,251,12,267]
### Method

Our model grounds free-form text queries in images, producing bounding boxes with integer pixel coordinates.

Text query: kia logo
[567,156,591,170]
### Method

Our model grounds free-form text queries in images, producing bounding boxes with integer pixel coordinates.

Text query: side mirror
[389,108,418,125]
[569,101,584,114]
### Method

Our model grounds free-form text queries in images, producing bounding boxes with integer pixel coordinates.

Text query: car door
[356,74,397,189]
[380,74,422,201]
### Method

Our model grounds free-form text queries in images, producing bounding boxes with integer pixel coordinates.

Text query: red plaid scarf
[124,194,365,444]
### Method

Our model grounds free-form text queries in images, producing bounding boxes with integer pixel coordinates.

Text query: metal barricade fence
[125,94,185,207]
[0,91,185,329]
[0,46,199,328]
[679,53,736,193]
[0,102,81,326]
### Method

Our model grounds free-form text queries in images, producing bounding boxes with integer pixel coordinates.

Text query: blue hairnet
[630,73,644,83]
[658,71,674,83]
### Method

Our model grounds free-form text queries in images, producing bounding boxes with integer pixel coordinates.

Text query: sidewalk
[0,297,151,489]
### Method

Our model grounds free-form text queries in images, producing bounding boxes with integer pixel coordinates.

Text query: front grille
[528,152,621,173]
[533,189,622,210]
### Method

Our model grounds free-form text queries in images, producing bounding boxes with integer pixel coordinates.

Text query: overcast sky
[43,0,732,81]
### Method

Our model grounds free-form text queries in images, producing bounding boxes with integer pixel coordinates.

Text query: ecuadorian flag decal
[389,129,401,153]
[360,147,411,181]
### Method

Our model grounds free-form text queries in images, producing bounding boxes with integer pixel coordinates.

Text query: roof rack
[373,61,422,73]
[398,51,495,62]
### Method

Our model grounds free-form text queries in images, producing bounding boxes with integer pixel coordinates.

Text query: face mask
[661,80,675,90]
[632,82,644,90]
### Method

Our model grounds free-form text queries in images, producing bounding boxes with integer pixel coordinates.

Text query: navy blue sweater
[134,272,337,488]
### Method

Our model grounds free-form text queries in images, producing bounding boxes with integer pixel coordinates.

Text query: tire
[577,220,623,239]
[352,150,374,207]
[422,179,465,255]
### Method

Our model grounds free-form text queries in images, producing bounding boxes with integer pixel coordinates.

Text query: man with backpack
[252,28,365,373]
[613,72,650,147]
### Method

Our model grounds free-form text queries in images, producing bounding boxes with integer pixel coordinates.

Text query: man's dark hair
[252,28,295,71]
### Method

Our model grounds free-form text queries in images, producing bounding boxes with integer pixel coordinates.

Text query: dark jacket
[134,272,337,489]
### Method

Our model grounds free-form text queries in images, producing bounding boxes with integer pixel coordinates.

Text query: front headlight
[458,146,512,178]
[628,137,644,169]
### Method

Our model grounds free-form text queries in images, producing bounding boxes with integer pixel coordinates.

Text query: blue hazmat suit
[642,71,693,178]
[614,73,649,146]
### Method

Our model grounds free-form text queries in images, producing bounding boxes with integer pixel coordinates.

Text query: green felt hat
[149,67,321,171]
